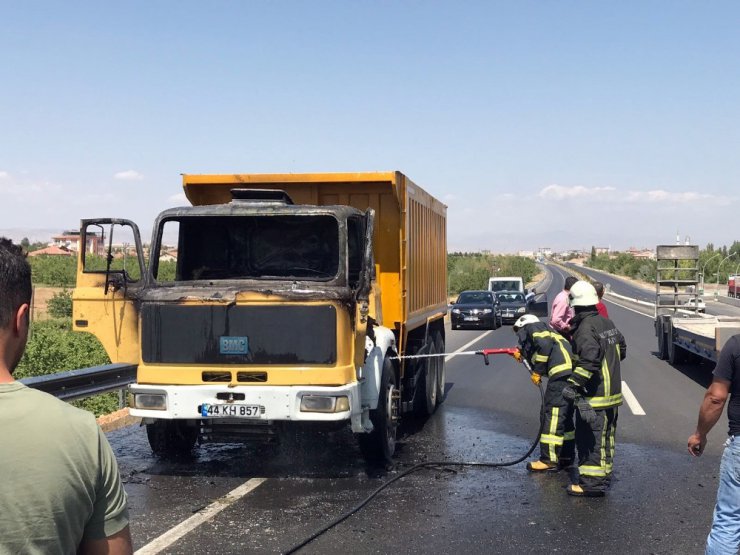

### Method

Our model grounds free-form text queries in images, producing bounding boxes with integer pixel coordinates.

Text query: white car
[684,298,706,313]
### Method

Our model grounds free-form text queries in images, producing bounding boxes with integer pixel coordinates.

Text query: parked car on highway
[495,290,530,324]
[450,290,501,330]
[683,297,706,313]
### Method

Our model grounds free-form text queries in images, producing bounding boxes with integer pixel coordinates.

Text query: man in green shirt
[0,238,132,555]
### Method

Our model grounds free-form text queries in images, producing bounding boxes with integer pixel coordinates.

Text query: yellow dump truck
[73,172,447,464]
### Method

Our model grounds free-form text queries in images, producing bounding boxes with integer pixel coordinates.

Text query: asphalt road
[106,266,730,554]
[565,262,740,319]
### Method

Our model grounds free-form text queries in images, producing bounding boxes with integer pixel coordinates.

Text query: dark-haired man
[0,238,132,554]
[688,334,740,554]
[550,275,578,335]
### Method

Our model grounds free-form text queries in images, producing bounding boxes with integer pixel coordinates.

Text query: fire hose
[283,348,546,555]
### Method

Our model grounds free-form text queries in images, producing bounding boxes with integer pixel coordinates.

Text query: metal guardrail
[20,363,137,402]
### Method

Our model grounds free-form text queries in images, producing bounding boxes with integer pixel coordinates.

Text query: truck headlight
[451,308,461,314]
[300,395,350,413]
[482,309,492,314]
[517,307,526,313]
[132,393,167,410]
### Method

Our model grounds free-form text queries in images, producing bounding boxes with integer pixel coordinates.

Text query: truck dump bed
[181,172,448,337]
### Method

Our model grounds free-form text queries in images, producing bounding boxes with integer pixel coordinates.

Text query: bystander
[688,334,740,554]
[0,238,132,554]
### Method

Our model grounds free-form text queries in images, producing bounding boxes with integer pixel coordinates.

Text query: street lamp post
[701,252,721,295]
[715,254,736,298]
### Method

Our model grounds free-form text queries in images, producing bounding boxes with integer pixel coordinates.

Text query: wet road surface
[107,266,729,554]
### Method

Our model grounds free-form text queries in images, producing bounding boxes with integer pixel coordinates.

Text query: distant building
[27,245,74,257]
[518,250,535,258]
[560,249,584,258]
[537,247,553,257]
[594,246,610,255]
[627,247,655,260]
[51,230,104,255]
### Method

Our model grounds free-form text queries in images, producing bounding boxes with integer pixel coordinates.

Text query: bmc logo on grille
[219,336,249,355]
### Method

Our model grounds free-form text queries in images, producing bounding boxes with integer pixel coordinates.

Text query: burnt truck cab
[73,189,396,458]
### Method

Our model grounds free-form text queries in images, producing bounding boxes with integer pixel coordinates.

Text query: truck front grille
[141,304,337,365]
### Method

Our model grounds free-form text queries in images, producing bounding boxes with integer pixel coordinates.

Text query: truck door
[353,209,375,368]
[72,219,146,364]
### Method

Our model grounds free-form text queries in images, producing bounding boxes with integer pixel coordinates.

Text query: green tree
[447,253,538,296]
[28,255,77,286]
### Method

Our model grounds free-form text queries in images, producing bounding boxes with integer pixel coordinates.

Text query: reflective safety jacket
[569,308,627,409]
[516,321,574,381]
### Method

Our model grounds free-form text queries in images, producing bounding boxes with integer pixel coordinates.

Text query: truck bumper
[128,382,367,432]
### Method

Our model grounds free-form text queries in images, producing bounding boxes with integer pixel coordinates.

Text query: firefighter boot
[566,484,605,497]
[526,460,559,473]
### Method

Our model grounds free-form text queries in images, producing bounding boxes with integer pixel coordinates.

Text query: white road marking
[603,296,653,318]
[621,381,646,415]
[134,478,266,555]
[446,330,493,361]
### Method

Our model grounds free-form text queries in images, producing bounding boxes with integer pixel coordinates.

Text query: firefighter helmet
[512,314,540,331]
[569,280,599,307]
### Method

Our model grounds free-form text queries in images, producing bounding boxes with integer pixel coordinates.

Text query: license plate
[464,316,479,321]
[200,403,263,418]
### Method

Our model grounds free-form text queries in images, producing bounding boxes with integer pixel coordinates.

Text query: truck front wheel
[357,357,398,466]
[147,420,199,458]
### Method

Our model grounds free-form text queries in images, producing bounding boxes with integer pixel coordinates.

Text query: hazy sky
[1,2,738,252]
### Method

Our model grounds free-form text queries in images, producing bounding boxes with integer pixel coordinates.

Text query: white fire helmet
[569,280,599,307]
[512,314,540,331]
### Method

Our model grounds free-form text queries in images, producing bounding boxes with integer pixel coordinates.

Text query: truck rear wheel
[147,420,198,458]
[656,318,668,360]
[357,357,398,466]
[414,339,438,416]
[434,332,446,403]
[667,337,687,365]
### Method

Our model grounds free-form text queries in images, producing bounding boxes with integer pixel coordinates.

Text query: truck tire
[414,339,438,416]
[668,336,687,365]
[434,332,446,403]
[357,356,398,466]
[147,420,198,458]
[656,318,668,360]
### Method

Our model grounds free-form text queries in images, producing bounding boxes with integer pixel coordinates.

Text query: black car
[495,290,530,324]
[450,290,501,330]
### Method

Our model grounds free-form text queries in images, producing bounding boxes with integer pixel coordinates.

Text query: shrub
[47,289,73,318]
[15,318,118,416]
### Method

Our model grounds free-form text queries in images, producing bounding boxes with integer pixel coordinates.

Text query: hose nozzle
[475,347,522,366]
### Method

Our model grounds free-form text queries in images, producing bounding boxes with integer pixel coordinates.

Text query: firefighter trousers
[575,406,618,492]
[539,378,575,465]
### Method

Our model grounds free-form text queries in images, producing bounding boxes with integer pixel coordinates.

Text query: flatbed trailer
[654,245,740,364]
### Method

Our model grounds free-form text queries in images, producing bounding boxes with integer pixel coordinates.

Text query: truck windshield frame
[152,214,341,282]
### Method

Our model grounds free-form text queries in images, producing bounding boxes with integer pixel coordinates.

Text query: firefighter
[512,314,575,472]
[564,280,627,497]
